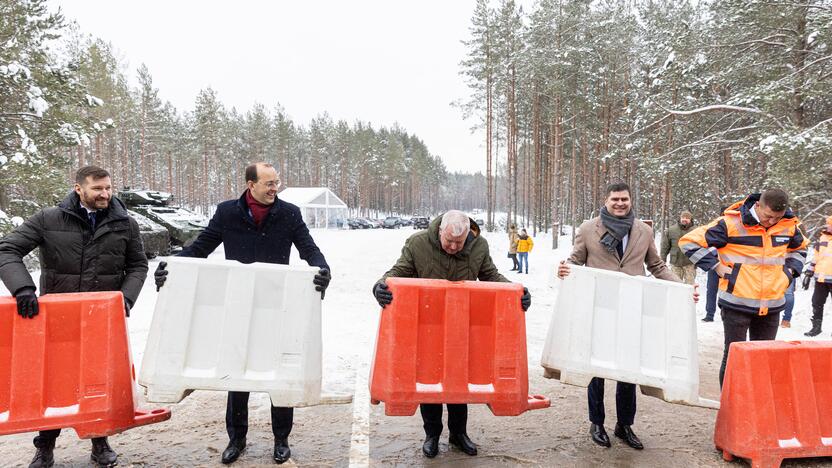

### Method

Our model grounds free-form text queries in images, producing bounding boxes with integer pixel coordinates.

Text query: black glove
[521,287,531,311]
[373,283,393,308]
[124,297,133,317]
[154,261,168,291]
[802,271,813,290]
[15,288,39,319]
[314,268,331,299]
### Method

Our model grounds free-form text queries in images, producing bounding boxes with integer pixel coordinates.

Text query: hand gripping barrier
[369,278,550,416]
[0,292,170,438]
[715,340,832,468]
[540,265,718,408]
[139,257,351,407]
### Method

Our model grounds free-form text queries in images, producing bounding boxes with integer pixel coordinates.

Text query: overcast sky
[50,0,488,173]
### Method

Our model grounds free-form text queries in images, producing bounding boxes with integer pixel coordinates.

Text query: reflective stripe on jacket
[678,194,808,315]
[809,232,832,283]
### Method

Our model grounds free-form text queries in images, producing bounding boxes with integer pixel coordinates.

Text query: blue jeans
[783,278,795,321]
[705,269,719,320]
[517,252,528,273]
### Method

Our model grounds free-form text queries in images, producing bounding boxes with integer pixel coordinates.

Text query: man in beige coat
[557,181,696,451]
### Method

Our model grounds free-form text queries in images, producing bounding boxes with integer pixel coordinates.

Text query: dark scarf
[600,206,634,256]
[245,189,272,227]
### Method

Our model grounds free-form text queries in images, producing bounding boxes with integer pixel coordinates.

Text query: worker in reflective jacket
[679,189,808,387]
[803,215,832,337]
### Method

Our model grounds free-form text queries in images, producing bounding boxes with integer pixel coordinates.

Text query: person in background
[508,224,520,271]
[516,228,533,274]
[660,210,696,285]
[803,215,832,337]
[702,206,728,322]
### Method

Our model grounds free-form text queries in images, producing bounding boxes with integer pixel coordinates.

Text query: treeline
[461,0,832,239]
[0,0,491,227]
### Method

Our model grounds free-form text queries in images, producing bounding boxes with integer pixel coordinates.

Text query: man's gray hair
[439,210,470,237]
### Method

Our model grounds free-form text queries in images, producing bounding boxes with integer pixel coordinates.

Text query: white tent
[277,187,348,229]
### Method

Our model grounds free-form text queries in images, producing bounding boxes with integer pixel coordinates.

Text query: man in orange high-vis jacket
[679,189,808,387]
[803,215,832,337]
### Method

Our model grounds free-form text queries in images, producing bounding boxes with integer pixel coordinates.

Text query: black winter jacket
[0,192,148,304]
[178,191,329,269]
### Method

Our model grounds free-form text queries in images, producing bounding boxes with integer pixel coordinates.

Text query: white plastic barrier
[540,265,718,409]
[139,257,348,407]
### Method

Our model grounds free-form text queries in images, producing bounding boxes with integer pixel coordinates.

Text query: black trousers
[33,429,106,447]
[509,253,519,269]
[226,391,293,441]
[812,282,832,323]
[719,307,780,387]
[420,404,467,437]
[587,377,636,426]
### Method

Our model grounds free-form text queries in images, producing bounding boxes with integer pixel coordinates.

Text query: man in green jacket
[372,210,531,459]
[660,210,696,284]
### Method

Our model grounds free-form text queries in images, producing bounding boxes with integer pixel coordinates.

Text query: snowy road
[0,226,829,467]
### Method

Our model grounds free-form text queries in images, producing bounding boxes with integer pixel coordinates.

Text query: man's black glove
[15,288,39,319]
[802,270,813,290]
[314,268,331,299]
[154,261,168,291]
[124,297,133,317]
[521,287,531,312]
[373,283,393,308]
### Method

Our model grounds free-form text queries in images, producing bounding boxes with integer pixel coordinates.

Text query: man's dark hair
[604,181,631,197]
[760,188,789,212]
[245,162,274,183]
[75,166,110,185]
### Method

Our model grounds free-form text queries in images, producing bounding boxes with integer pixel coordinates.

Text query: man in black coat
[0,166,148,468]
[155,162,330,465]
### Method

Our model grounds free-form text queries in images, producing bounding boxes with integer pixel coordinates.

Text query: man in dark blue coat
[155,162,330,465]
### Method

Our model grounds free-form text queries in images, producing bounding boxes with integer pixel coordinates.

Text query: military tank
[119,188,208,250]
[126,209,170,259]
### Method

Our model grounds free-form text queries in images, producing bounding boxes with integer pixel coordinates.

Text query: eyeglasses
[259,181,280,189]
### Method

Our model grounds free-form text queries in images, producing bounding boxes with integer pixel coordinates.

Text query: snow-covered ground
[0,226,828,467]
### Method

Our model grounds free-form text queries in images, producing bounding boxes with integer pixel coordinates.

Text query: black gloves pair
[14,288,131,318]
[155,261,331,299]
[373,282,532,312]
[802,270,813,290]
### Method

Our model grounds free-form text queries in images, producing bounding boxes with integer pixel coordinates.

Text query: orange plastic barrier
[0,292,170,438]
[715,340,832,468]
[369,278,549,416]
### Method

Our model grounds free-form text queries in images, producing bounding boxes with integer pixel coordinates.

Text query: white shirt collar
[79,202,96,215]
[750,204,761,223]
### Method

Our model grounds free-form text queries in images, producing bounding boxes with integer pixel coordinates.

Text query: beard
[79,190,110,210]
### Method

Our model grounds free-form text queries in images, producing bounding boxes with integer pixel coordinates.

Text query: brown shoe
[780,319,791,328]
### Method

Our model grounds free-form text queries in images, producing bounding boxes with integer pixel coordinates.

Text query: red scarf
[245,190,272,227]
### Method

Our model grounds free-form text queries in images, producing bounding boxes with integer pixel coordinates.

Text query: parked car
[383,216,401,229]
[399,218,412,227]
[365,218,383,229]
[475,218,485,227]
[412,216,429,229]
[347,218,366,229]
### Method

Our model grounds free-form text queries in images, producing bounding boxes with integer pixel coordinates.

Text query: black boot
[221,439,245,464]
[449,433,477,456]
[273,438,291,464]
[805,320,822,337]
[28,439,54,468]
[90,437,118,467]
[614,423,644,450]
[589,423,611,448]
[422,435,439,458]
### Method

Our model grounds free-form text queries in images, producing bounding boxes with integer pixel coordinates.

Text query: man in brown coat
[557,181,696,451]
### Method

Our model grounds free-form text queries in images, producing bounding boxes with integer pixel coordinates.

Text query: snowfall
[0,223,829,467]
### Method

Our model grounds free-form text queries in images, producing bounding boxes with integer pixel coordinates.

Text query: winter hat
[680,210,693,219]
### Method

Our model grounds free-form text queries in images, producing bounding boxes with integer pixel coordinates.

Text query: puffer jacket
[517,235,533,253]
[0,191,148,305]
[377,214,508,284]
[808,231,832,283]
[679,194,808,315]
